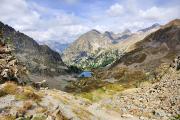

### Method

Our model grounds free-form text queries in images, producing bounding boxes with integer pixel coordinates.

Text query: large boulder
[170,56,180,70]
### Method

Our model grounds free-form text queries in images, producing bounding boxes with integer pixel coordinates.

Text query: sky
[0,0,179,44]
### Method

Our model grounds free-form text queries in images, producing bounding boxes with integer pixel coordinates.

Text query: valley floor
[0,68,179,120]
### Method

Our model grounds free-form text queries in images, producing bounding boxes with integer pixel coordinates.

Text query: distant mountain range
[38,40,69,53]
[138,23,160,32]
[110,19,180,73]
[62,23,160,69]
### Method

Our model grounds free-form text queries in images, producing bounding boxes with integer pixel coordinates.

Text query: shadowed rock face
[0,21,68,76]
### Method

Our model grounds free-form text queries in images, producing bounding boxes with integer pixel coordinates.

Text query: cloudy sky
[0,0,179,43]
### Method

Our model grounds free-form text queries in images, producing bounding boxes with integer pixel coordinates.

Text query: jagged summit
[138,23,160,32]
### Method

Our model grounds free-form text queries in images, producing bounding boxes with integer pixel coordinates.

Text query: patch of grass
[0,115,16,120]
[77,92,94,101]
[15,88,41,101]
[105,83,124,90]
[69,67,149,102]
[31,114,47,120]
[1,82,42,101]
[171,114,180,120]
[65,78,108,93]
[2,82,18,94]
[0,89,7,97]
[77,83,125,102]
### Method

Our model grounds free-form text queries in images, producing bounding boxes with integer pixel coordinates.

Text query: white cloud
[0,0,179,44]
[0,0,40,30]
[0,0,89,43]
[106,3,124,17]
[139,6,180,21]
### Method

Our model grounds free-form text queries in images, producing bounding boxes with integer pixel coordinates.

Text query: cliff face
[0,21,68,77]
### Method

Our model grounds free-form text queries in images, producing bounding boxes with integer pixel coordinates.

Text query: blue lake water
[79,71,92,77]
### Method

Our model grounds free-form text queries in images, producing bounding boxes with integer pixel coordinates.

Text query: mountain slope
[111,19,180,73]
[0,21,68,76]
[0,21,78,90]
[138,23,160,32]
[63,30,112,63]
[113,24,160,52]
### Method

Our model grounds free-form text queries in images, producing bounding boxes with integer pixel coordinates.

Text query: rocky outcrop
[171,56,180,70]
[0,36,28,84]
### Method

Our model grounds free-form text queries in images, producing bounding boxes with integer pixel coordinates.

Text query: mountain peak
[122,29,131,34]
[163,19,180,28]
[88,29,101,34]
[138,23,160,32]
[151,23,160,27]
[103,31,114,39]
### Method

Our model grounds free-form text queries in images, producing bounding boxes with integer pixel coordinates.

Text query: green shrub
[171,114,180,120]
